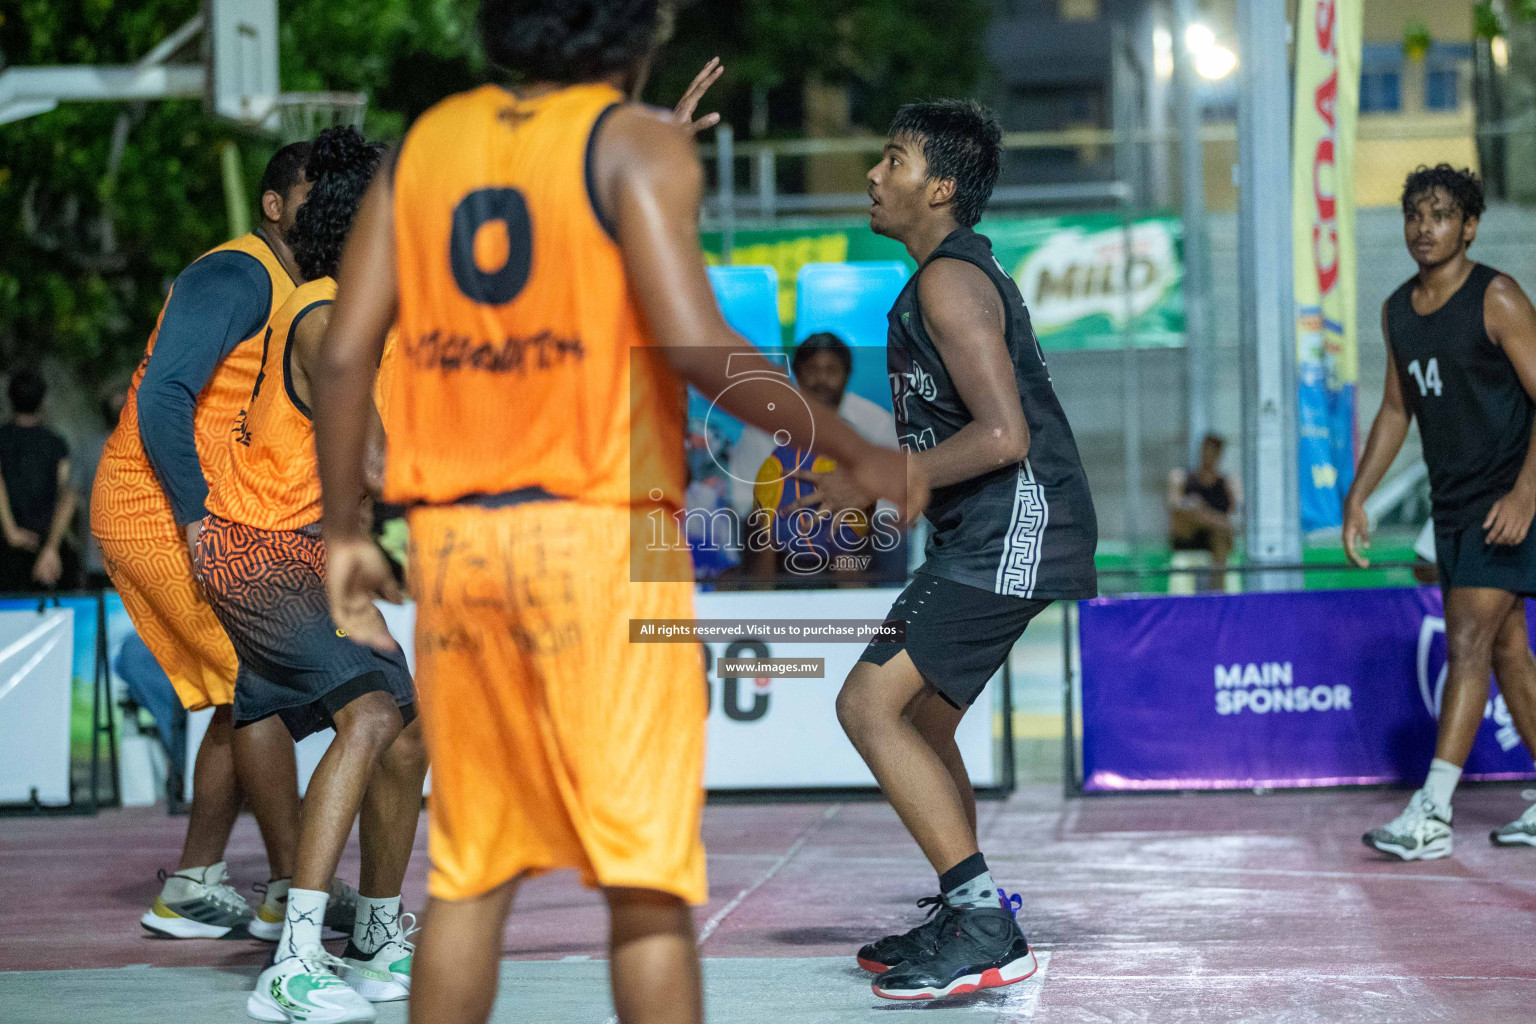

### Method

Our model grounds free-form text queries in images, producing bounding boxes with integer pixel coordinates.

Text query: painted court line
[696,804,842,946]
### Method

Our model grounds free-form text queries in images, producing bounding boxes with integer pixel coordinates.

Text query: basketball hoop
[268,91,368,143]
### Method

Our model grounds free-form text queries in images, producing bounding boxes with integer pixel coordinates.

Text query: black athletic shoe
[856,895,951,973]
[871,904,1037,1001]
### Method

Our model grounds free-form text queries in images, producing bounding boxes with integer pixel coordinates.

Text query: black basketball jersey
[1386,263,1535,528]
[887,227,1098,599]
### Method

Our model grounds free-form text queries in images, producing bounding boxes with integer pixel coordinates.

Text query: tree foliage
[0,0,985,385]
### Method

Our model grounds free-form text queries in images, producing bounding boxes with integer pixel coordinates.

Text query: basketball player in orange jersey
[308,3,921,1022]
[92,143,324,941]
[197,127,425,1024]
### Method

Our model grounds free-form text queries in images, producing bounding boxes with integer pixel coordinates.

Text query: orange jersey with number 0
[386,82,685,509]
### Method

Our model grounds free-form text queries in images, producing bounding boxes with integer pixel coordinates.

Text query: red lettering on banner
[1314,70,1337,130]
[1315,0,1336,54]
[1313,137,1336,221]
[1313,224,1339,294]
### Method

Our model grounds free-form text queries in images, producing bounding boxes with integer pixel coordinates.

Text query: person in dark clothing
[0,368,79,592]
[1168,432,1239,591]
[1346,164,1536,858]
[830,99,1097,1001]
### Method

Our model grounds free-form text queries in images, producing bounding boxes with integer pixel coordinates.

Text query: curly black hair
[1401,164,1485,221]
[288,126,387,282]
[478,0,661,83]
[888,100,1003,228]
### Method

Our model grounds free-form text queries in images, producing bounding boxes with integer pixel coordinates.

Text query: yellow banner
[1292,0,1361,388]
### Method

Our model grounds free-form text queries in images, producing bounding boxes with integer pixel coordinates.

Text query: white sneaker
[140,862,255,939]
[1363,790,1453,861]
[1490,801,1536,847]
[247,945,378,1023]
[340,912,417,1002]
[249,879,289,942]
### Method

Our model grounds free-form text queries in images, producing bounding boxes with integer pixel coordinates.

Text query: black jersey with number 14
[887,227,1098,599]
[1386,263,1535,528]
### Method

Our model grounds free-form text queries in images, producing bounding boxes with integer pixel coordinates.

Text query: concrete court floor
[3,783,1535,1023]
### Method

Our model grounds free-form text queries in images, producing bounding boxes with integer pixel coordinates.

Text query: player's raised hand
[1484,483,1536,547]
[325,535,402,651]
[667,58,723,136]
[1342,500,1371,568]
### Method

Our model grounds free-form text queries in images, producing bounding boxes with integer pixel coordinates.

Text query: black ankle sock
[938,852,988,894]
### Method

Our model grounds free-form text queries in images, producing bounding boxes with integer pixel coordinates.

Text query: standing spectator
[0,368,79,591]
[1168,432,1240,592]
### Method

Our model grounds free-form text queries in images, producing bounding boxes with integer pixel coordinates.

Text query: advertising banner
[0,607,75,805]
[1293,0,1363,531]
[200,590,999,797]
[701,214,1184,352]
[1079,588,1536,792]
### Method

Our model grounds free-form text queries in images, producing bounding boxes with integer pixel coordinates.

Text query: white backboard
[205,0,279,125]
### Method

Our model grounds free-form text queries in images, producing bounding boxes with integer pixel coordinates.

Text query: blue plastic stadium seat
[794,261,909,410]
[706,265,782,353]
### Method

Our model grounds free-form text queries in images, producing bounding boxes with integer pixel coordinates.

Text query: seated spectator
[1168,433,1240,592]
[728,333,900,584]
[0,368,79,592]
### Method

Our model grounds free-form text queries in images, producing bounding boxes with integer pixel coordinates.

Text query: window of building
[1425,68,1459,111]
[1059,0,1097,21]
[1359,71,1400,114]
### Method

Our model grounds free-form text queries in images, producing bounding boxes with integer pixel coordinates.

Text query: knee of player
[1491,633,1535,674]
[1447,620,1500,663]
[382,719,428,778]
[335,695,405,752]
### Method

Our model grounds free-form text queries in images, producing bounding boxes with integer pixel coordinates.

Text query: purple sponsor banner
[1079,587,1536,792]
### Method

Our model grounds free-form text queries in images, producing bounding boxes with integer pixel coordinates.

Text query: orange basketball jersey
[386,83,686,509]
[209,277,337,531]
[95,233,296,537]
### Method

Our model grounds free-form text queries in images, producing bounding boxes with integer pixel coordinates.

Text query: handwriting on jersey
[404,330,586,374]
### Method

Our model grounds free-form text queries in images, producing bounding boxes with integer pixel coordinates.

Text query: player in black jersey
[1345,165,1536,858]
[797,100,1096,1000]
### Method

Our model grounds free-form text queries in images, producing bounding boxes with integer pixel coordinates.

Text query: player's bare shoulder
[590,103,700,214]
[1484,271,1536,348]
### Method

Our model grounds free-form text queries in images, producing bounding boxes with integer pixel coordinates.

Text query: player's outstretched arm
[1342,304,1411,567]
[910,258,1030,490]
[597,107,926,522]
[312,165,401,649]
[1482,274,1536,546]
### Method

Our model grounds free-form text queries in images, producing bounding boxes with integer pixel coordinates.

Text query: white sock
[353,894,403,955]
[1422,758,1462,813]
[278,887,329,960]
[161,861,226,902]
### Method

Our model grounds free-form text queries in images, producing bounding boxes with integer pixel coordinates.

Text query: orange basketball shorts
[92,481,238,712]
[407,501,707,905]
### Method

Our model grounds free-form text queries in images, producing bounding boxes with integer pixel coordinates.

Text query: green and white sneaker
[1364,790,1453,861]
[249,879,360,942]
[1490,801,1536,847]
[340,912,416,1002]
[247,945,378,1023]
[140,862,254,939]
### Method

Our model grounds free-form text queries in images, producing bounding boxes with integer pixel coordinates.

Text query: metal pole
[717,124,735,260]
[1121,212,1142,559]
[1173,0,1213,466]
[1236,0,1301,586]
[756,149,775,220]
[1113,25,1143,555]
